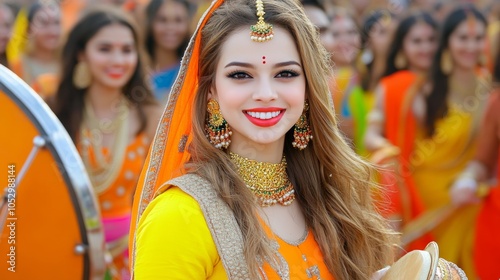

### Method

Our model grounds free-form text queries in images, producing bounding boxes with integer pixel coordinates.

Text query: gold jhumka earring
[205,99,232,149]
[440,50,453,75]
[250,0,274,42]
[73,61,92,89]
[292,101,313,150]
[395,51,407,69]
[478,53,487,67]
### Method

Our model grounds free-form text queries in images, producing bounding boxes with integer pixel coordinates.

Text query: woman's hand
[449,176,480,206]
[368,144,400,165]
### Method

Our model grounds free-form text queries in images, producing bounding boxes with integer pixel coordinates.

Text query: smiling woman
[212,27,305,154]
[144,0,195,103]
[131,1,471,279]
[50,6,161,280]
[131,0,397,279]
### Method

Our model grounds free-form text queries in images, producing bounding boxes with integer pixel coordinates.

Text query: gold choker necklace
[229,152,295,207]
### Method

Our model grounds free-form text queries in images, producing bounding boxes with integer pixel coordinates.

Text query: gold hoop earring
[395,51,407,69]
[73,61,92,89]
[205,99,232,149]
[478,53,487,67]
[440,50,453,75]
[292,101,312,150]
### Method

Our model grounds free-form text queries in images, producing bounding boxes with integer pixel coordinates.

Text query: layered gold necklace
[229,152,295,207]
[79,95,130,194]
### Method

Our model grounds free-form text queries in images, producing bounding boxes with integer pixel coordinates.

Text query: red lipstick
[244,107,285,127]
[107,72,124,79]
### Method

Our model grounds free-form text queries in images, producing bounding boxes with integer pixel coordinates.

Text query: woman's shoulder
[136,184,214,253]
[140,186,203,224]
[135,186,223,279]
[151,63,181,90]
[380,70,416,86]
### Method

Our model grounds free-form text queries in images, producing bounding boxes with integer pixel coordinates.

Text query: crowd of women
[1,0,500,279]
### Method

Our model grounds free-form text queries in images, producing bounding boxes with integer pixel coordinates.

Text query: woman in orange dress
[363,11,438,249]
[51,6,161,280]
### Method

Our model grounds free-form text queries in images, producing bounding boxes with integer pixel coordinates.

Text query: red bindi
[262,56,266,64]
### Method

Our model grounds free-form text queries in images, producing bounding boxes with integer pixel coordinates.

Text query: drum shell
[0,66,105,280]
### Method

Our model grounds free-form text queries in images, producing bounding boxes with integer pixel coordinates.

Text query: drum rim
[0,65,106,279]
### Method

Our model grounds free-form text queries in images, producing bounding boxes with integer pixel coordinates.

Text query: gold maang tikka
[466,8,476,37]
[250,0,274,42]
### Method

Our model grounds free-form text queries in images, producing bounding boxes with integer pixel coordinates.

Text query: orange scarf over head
[129,0,225,270]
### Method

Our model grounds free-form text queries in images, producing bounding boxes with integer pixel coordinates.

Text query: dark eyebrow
[95,41,134,46]
[275,61,302,68]
[224,61,302,68]
[224,62,254,68]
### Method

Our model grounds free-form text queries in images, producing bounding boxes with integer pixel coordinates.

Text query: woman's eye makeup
[275,70,299,78]
[98,46,111,52]
[226,68,301,79]
[227,71,251,79]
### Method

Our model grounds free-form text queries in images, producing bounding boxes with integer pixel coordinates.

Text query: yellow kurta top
[410,104,480,276]
[135,187,227,279]
[134,186,335,279]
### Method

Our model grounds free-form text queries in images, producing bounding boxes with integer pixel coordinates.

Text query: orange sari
[81,133,150,280]
[473,91,500,280]
[380,70,433,251]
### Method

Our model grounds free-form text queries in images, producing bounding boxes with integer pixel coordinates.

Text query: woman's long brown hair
[187,0,395,279]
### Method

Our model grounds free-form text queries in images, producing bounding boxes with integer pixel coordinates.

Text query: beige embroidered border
[166,174,251,279]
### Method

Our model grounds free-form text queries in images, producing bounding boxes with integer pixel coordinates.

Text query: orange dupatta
[129,0,224,270]
[381,70,433,251]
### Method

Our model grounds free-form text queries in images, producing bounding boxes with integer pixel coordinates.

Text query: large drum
[0,65,105,279]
